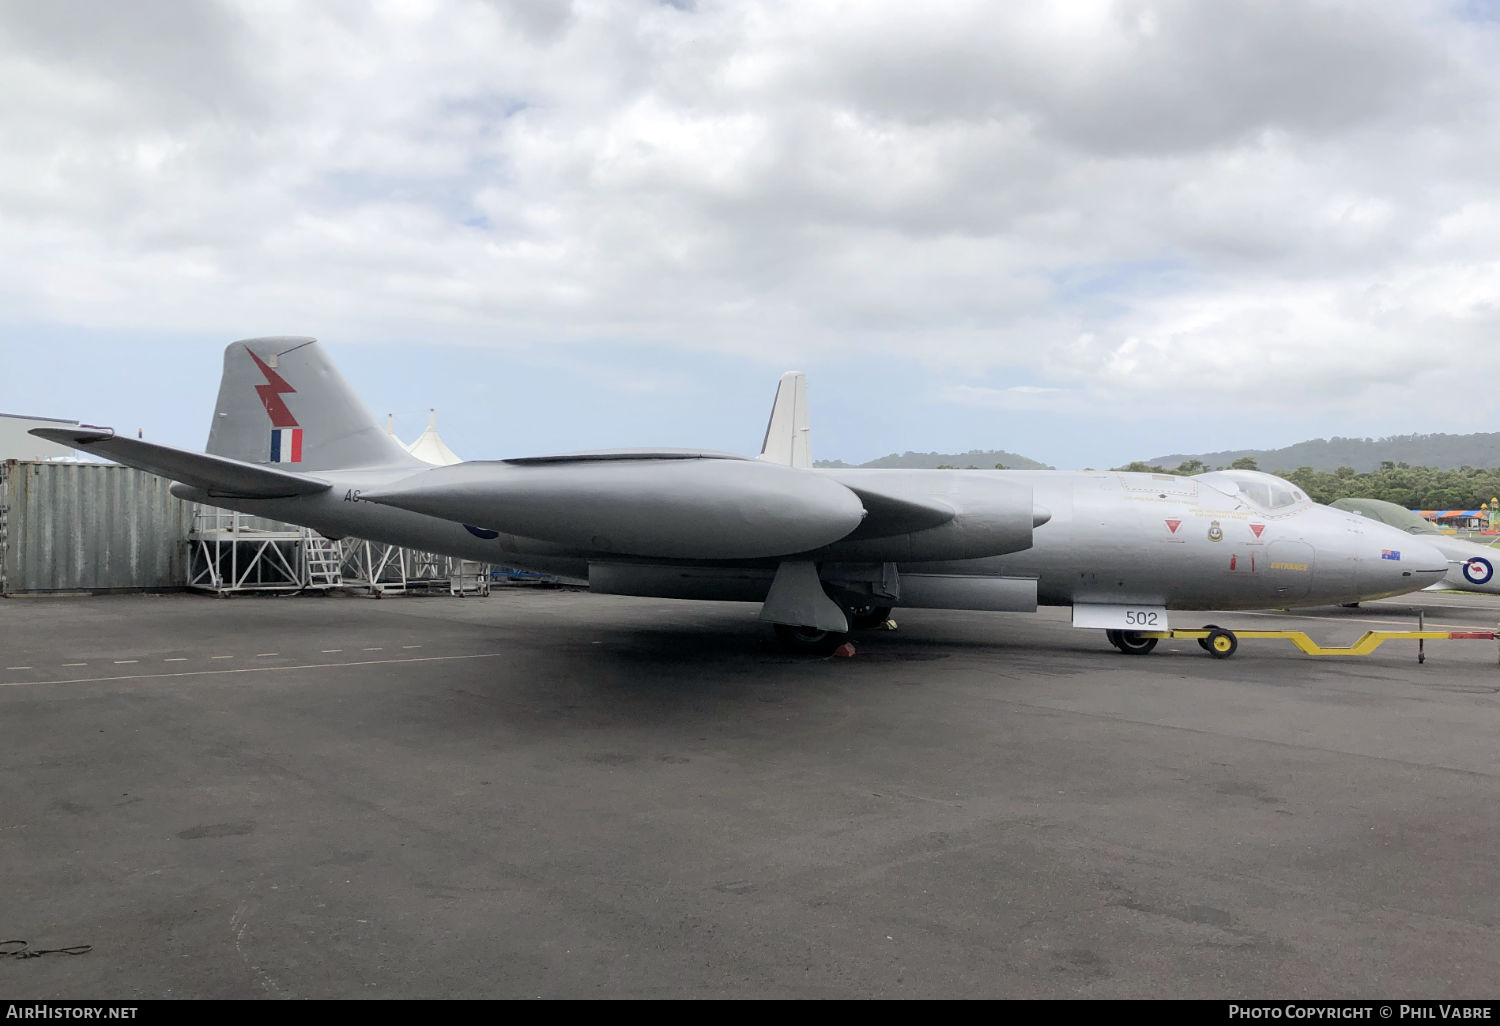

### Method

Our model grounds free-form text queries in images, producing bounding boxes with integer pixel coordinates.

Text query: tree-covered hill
[814,449,1049,470]
[1147,433,1500,475]
[1115,455,1500,510]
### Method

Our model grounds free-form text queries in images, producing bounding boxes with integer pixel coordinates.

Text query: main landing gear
[773,603,895,655]
[773,623,848,656]
[848,603,894,631]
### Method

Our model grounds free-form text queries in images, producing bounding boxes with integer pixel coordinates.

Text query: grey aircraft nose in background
[31,337,1449,655]
[1333,496,1500,595]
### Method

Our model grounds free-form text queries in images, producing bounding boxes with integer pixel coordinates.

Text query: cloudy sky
[3,0,1499,469]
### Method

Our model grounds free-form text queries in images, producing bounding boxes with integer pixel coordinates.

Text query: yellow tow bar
[1129,618,1500,661]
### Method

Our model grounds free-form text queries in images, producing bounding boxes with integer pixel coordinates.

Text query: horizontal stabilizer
[29,427,331,498]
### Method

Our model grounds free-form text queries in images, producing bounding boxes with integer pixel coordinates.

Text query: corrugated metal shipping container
[0,461,192,593]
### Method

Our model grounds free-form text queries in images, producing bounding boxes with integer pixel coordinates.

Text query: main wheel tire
[849,605,894,630]
[1204,628,1238,659]
[1114,630,1158,655]
[774,623,849,656]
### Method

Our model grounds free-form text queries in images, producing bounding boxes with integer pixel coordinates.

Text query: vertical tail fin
[206,337,421,471]
[758,371,811,469]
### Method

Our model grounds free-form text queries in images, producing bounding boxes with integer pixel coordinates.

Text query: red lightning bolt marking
[248,350,299,427]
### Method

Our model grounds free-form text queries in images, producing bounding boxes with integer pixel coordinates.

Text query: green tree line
[1113,457,1500,510]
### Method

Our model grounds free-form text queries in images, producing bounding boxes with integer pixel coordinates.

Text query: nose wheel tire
[1106,629,1158,655]
[1203,628,1238,659]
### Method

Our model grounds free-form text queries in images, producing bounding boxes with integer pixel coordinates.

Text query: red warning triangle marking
[1250,523,1265,538]
[1165,519,1181,534]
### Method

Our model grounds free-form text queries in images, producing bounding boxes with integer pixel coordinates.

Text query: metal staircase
[303,534,344,590]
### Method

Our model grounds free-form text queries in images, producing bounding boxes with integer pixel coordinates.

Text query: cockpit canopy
[1193,469,1311,513]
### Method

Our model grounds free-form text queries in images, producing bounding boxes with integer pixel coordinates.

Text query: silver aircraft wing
[29,427,332,499]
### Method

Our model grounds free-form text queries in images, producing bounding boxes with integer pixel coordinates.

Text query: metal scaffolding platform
[187,506,513,598]
[337,538,412,595]
[187,508,343,595]
[337,540,492,596]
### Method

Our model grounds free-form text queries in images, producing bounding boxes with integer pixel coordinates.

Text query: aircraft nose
[1358,529,1448,594]
[1404,539,1451,577]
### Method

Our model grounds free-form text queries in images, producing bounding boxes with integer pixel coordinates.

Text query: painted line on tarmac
[1,651,511,688]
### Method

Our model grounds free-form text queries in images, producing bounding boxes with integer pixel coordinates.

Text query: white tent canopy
[395,409,462,466]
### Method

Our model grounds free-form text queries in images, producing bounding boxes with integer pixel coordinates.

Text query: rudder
[206,337,421,471]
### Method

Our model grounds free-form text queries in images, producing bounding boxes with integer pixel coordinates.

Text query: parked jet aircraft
[32,337,1449,655]
[1331,497,1500,595]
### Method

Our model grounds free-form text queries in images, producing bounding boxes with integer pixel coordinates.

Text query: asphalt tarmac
[3,587,1498,999]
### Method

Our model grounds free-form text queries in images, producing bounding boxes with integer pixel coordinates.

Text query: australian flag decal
[1381,549,1400,561]
[270,427,303,463]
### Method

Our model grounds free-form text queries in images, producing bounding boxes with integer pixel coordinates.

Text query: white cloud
[2,0,1500,465]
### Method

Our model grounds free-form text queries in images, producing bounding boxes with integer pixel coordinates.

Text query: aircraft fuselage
[175,465,1442,612]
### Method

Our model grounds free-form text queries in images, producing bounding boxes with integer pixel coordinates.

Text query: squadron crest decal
[1207,520,1223,542]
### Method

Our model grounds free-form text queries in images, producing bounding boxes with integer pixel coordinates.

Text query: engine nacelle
[810,469,1045,562]
[359,454,866,560]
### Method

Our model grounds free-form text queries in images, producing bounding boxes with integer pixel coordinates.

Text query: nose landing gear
[1105,629,1159,655]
